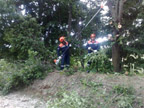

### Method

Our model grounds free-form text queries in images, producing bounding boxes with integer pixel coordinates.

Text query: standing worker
[86,33,100,72]
[57,36,70,70]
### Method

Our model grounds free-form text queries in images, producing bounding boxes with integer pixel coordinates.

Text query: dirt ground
[0,71,144,108]
[0,91,46,108]
[25,71,144,100]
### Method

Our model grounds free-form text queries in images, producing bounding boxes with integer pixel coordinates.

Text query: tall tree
[0,0,20,58]
[14,0,85,46]
[107,0,143,72]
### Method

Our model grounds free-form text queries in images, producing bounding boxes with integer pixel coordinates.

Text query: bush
[0,59,18,91]
[0,50,51,94]
[3,15,46,60]
[84,49,113,73]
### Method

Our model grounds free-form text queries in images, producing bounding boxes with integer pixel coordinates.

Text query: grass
[46,78,143,108]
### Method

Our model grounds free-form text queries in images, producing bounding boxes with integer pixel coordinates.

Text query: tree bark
[112,42,122,72]
[107,0,125,72]
[118,0,124,22]
[77,17,84,68]
[68,3,72,36]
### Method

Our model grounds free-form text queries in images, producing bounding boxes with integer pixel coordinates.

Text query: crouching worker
[57,36,71,70]
[86,33,100,73]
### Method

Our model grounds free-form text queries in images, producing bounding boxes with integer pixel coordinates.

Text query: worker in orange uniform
[85,34,100,72]
[57,36,71,70]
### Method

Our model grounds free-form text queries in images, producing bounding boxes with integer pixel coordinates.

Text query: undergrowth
[47,79,143,108]
[0,50,51,95]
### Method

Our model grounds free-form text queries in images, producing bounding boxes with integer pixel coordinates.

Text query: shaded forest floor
[0,71,144,108]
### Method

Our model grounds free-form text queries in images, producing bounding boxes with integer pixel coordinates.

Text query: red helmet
[59,36,65,42]
[90,34,96,38]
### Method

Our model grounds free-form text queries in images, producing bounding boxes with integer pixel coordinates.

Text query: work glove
[94,50,97,53]
[58,56,62,59]
[88,47,91,50]
[69,44,72,47]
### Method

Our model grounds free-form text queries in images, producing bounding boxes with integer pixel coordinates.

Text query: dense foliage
[0,50,50,94]
[0,0,144,94]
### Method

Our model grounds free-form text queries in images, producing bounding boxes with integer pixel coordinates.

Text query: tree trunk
[112,42,122,72]
[77,17,84,68]
[107,0,125,72]
[68,3,72,36]
[38,0,43,23]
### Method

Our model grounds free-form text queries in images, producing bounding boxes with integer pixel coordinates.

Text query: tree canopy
[0,0,144,72]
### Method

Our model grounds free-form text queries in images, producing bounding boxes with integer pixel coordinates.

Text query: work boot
[87,70,90,73]
[66,65,70,69]
[60,65,64,70]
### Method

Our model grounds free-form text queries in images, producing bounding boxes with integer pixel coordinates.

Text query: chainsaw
[54,56,62,65]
